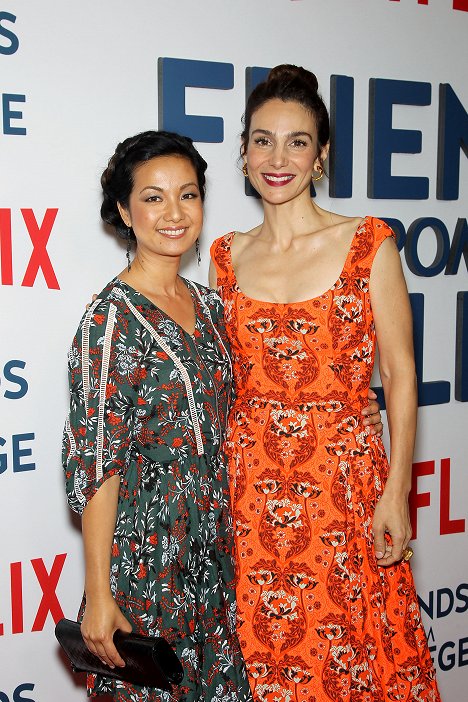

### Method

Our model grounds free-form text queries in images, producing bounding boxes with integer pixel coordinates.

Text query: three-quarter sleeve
[62,299,136,514]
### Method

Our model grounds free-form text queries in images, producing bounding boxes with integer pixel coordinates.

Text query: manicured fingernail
[375,552,384,558]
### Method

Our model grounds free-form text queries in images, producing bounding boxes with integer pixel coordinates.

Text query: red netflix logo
[410,458,466,539]
[0,208,59,289]
[389,0,468,9]
[0,553,66,636]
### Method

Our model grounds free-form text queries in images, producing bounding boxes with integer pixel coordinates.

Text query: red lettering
[21,208,59,289]
[10,561,23,634]
[410,460,435,539]
[0,208,13,285]
[31,553,66,631]
[389,0,467,8]
[440,458,466,534]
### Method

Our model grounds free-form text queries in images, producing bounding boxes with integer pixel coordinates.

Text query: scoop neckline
[227,216,368,305]
[115,276,199,338]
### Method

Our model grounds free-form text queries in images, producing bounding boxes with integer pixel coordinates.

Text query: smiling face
[117,155,203,260]
[244,98,328,205]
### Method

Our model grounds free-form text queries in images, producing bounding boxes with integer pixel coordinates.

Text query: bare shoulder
[230,224,262,256]
[332,212,365,233]
[325,212,365,247]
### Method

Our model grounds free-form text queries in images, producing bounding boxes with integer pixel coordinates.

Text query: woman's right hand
[81,592,132,669]
[85,294,98,311]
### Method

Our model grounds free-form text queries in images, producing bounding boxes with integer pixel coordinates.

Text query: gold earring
[242,163,248,177]
[312,166,324,182]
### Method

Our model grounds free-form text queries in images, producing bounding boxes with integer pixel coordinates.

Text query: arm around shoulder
[209,257,218,289]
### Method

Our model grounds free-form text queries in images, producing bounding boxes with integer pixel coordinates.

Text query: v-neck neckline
[115,277,199,338]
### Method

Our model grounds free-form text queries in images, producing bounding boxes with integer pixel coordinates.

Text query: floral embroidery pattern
[211,218,440,702]
[63,278,253,702]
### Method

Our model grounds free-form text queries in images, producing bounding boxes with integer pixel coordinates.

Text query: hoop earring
[195,239,201,266]
[126,229,132,272]
[312,166,324,182]
[242,163,248,177]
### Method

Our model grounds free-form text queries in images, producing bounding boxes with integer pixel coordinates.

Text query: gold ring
[402,546,414,561]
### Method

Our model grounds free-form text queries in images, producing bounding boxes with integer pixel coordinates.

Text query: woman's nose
[164,199,183,222]
[269,144,288,169]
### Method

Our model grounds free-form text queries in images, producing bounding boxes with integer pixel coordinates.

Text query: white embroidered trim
[81,297,102,416]
[188,281,233,379]
[65,416,85,505]
[96,304,117,480]
[113,288,204,456]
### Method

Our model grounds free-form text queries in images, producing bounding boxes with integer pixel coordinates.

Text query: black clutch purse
[55,618,184,690]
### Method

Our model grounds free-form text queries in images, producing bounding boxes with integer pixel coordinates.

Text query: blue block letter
[12,433,35,472]
[158,58,233,142]
[2,94,26,135]
[456,292,468,402]
[368,79,431,199]
[405,218,450,277]
[0,11,19,55]
[437,84,468,200]
[330,75,354,198]
[373,293,451,407]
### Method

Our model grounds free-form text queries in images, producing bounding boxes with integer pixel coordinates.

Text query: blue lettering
[368,78,431,199]
[0,435,6,474]
[0,433,37,473]
[0,11,19,55]
[418,590,434,618]
[2,94,26,136]
[456,292,468,402]
[3,360,28,399]
[437,588,454,617]
[245,66,270,96]
[13,684,35,702]
[244,66,270,199]
[446,218,468,275]
[157,57,233,142]
[380,217,406,251]
[373,293,451,408]
[456,584,468,613]
[12,433,35,472]
[405,218,450,277]
[407,293,451,406]
[460,637,468,667]
[329,75,354,198]
[437,84,468,200]
[438,640,456,671]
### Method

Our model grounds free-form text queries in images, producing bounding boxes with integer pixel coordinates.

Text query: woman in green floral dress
[63,131,253,702]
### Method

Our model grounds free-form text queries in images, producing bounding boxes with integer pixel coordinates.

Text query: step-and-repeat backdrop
[0,1,466,700]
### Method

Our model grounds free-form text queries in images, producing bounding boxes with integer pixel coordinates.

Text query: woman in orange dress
[210,65,440,702]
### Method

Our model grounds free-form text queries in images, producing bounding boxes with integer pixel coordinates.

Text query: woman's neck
[119,250,182,298]
[260,194,330,248]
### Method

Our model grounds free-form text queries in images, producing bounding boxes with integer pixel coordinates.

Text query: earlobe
[117,202,131,228]
[321,142,330,164]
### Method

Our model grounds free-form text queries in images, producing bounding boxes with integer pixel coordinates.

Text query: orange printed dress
[210,217,440,702]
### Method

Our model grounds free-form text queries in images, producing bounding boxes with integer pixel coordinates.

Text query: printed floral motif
[211,218,440,702]
[63,278,252,702]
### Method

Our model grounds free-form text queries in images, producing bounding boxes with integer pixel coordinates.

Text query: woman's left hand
[372,488,412,567]
[362,388,383,436]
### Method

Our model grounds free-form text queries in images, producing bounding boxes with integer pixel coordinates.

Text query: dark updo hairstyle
[101,130,207,241]
[241,64,330,164]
